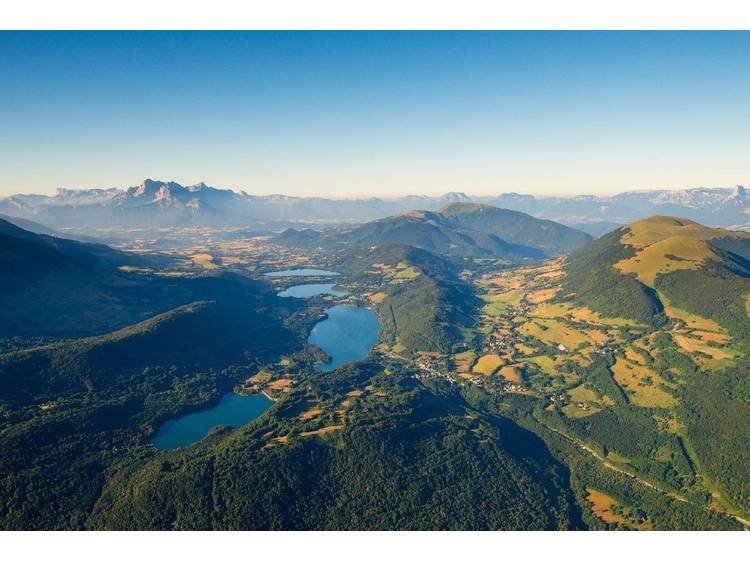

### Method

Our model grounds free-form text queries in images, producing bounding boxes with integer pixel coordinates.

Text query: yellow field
[452,350,476,373]
[392,264,420,280]
[300,425,345,437]
[248,369,273,384]
[616,236,712,285]
[368,292,387,304]
[620,216,728,249]
[568,306,640,327]
[527,288,557,304]
[267,378,294,391]
[611,358,675,408]
[562,403,599,418]
[375,262,421,282]
[527,355,557,375]
[484,289,524,305]
[672,333,731,361]
[586,489,627,525]
[191,253,218,269]
[298,405,323,421]
[568,385,597,403]
[497,365,523,383]
[473,354,504,376]
[118,265,152,273]
[624,347,647,364]
[515,342,536,356]
[690,330,729,344]
[533,302,573,319]
[520,318,589,350]
[586,488,651,530]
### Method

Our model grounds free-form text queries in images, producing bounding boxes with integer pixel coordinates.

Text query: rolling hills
[277,203,591,260]
[4,207,750,530]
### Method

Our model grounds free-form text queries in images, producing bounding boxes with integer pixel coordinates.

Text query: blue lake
[265,268,340,277]
[151,393,272,450]
[278,283,348,298]
[308,305,379,372]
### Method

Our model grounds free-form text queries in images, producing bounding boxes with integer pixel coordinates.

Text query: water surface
[308,305,379,372]
[278,283,348,298]
[265,268,340,277]
[152,393,272,450]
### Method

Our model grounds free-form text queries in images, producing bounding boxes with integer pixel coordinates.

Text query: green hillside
[0,217,191,340]
[0,223,304,529]
[340,244,480,354]
[3,214,750,530]
[438,202,592,256]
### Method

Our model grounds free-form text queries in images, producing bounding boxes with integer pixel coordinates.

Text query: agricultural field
[371,261,422,284]
[586,489,651,530]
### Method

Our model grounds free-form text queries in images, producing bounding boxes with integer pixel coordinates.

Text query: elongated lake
[278,283,348,298]
[308,305,379,372]
[151,393,272,450]
[265,268,340,277]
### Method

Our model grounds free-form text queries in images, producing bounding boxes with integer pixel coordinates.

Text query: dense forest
[87,362,581,530]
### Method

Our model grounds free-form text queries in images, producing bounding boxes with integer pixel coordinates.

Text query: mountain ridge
[3,179,750,235]
[276,202,591,260]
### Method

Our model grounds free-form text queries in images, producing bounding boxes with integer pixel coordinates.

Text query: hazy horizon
[2,31,750,198]
[2,177,748,200]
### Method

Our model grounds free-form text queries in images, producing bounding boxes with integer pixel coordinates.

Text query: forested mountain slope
[87,361,581,530]
[0,281,301,529]
[0,217,188,339]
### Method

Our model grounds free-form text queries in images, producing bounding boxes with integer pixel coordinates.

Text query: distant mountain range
[1,179,749,237]
[277,202,592,259]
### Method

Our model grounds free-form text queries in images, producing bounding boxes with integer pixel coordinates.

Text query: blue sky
[1,31,749,197]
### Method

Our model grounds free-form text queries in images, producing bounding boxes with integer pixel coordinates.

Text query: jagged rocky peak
[154,185,173,201]
[187,181,209,192]
[731,184,747,198]
[129,179,182,198]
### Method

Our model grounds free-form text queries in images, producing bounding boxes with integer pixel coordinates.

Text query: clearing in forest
[473,354,504,375]
[611,357,676,408]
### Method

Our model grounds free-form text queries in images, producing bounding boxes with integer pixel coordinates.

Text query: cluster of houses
[505,302,534,317]
[413,360,458,384]
[549,393,566,403]
[500,382,526,394]
[486,330,518,353]
[594,342,621,356]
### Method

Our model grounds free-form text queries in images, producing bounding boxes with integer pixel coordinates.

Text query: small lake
[278,283,348,298]
[265,268,340,277]
[151,393,272,450]
[308,305,379,372]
